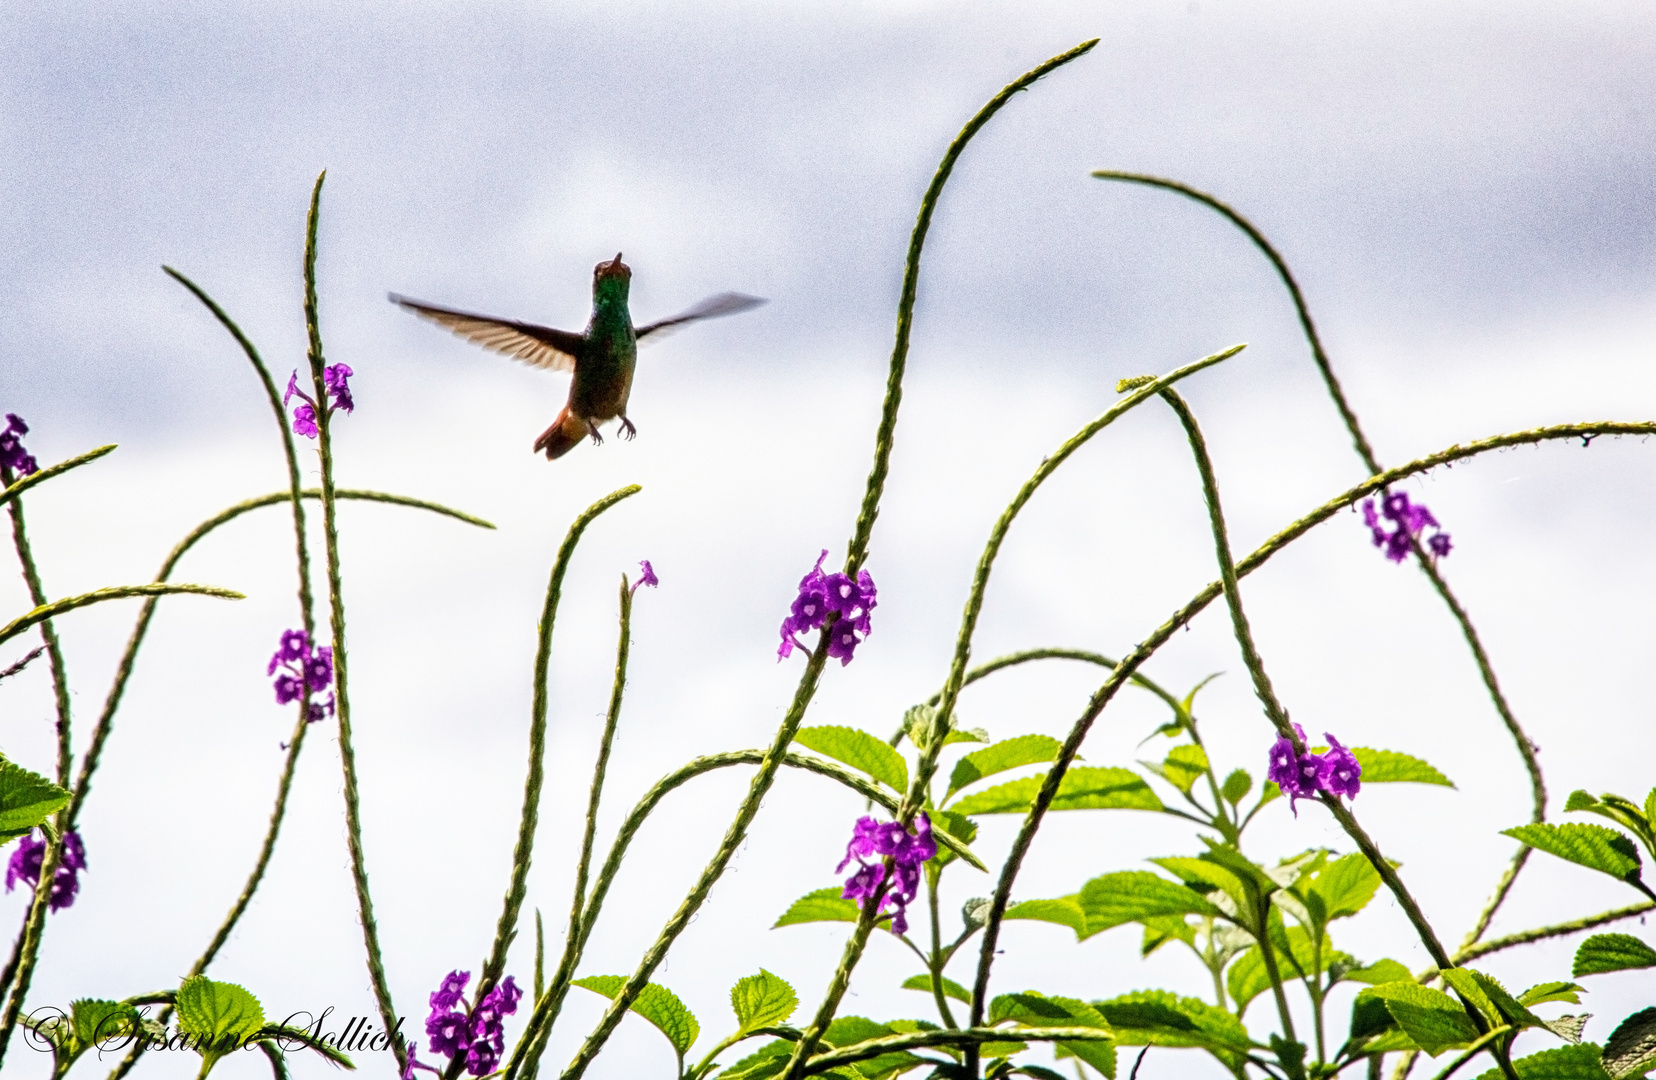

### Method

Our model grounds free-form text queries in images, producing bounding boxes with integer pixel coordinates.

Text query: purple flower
[1321,733,1362,799]
[836,814,935,935]
[0,414,39,477]
[778,551,876,664]
[1361,492,1451,564]
[632,560,659,595]
[6,830,86,912]
[423,970,522,1077]
[267,630,335,722]
[401,1043,439,1079]
[283,366,356,439]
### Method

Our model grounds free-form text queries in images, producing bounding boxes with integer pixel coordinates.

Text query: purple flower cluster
[1267,724,1362,815]
[777,550,877,665]
[836,814,936,935]
[0,415,38,477]
[1363,492,1451,563]
[424,970,523,1077]
[267,629,335,723]
[6,829,87,912]
[283,365,355,439]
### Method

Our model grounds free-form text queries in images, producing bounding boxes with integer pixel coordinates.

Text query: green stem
[1,584,244,648]
[1091,171,1548,945]
[0,445,117,511]
[926,869,958,1028]
[801,1026,1112,1073]
[4,470,74,785]
[781,867,891,1079]
[1450,901,1654,966]
[0,828,65,1067]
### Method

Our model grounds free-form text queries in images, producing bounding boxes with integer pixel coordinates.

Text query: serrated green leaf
[1344,959,1413,986]
[795,726,909,793]
[1151,856,1255,922]
[1471,1043,1612,1080]
[1604,1007,1656,1080]
[989,993,1115,1077]
[1442,968,1544,1031]
[946,736,1062,802]
[731,970,797,1033]
[1093,990,1254,1056]
[572,975,699,1059]
[1566,791,1602,813]
[952,767,1162,816]
[1363,982,1477,1056]
[1573,934,1656,977]
[1566,793,1656,855]
[1140,915,1196,958]
[71,1000,139,1049]
[942,727,990,746]
[1078,872,1222,940]
[901,974,971,1004]
[1308,853,1382,923]
[820,1016,924,1080]
[774,887,861,928]
[1504,823,1649,894]
[717,1038,793,1080]
[1156,745,1209,796]
[1349,993,1399,1042]
[1351,748,1454,787]
[0,760,71,840]
[1520,982,1585,1007]
[1546,1016,1591,1045]
[1004,897,1089,938]
[1221,770,1253,806]
[176,976,265,1073]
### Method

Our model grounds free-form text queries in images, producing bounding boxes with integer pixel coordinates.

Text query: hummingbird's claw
[586,419,605,447]
[618,417,637,441]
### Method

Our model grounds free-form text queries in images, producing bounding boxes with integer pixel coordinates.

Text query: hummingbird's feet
[618,417,637,441]
[585,419,605,447]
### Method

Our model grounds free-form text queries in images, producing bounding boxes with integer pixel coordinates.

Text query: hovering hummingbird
[391,254,763,459]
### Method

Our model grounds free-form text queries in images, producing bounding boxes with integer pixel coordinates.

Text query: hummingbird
[390,254,763,459]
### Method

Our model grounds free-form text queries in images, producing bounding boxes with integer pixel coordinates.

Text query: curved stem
[802,1026,1111,1073]
[1448,901,1654,967]
[1,584,243,647]
[0,832,64,1068]
[4,472,74,786]
[1091,171,1548,943]
[0,446,118,512]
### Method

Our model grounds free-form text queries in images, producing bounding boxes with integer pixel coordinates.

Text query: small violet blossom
[283,365,355,440]
[1266,724,1362,816]
[0,414,38,477]
[836,813,936,935]
[631,560,659,595]
[423,970,523,1077]
[1362,492,1451,563]
[6,829,87,912]
[267,629,335,723]
[778,550,877,665]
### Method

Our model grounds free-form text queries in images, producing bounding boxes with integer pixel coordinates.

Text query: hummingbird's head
[594,253,631,283]
[592,253,631,305]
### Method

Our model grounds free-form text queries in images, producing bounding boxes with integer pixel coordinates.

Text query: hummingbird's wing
[635,293,766,340]
[389,294,585,372]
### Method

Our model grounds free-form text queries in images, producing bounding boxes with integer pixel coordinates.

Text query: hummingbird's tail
[533,407,589,460]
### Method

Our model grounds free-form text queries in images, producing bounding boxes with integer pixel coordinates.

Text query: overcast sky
[1,3,1653,1079]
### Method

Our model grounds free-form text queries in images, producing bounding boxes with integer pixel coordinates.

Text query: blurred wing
[389,293,584,372]
[635,292,766,341]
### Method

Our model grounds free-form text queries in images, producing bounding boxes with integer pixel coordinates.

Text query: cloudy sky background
[1,2,1653,1077]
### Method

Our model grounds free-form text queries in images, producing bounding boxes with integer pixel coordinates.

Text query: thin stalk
[926,870,958,1028]
[0,585,244,650]
[801,1026,1112,1073]
[782,869,891,1078]
[936,646,1189,715]
[1090,172,1548,943]
[0,445,118,511]
[1255,915,1299,1047]
[1156,388,1510,1078]
[1449,901,1653,966]
[444,489,640,1080]
[4,470,74,785]
[0,829,65,1067]
[301,172,399,1060]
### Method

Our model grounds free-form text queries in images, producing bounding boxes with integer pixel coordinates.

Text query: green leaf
[1221,770,1253,806]
[731,970,797,1034]
[71,1000,140,1049]
[1349,993,1399,1042]
[1363,982,1477,1056]
[1307,853,1382,923]
[175,976,266,1074]
[0,759,72,842]
[1566,792,1656,854]
[1573,934,1656,977]
[1505,823,1650,894]
[820,1017,923,1080]
[774,887,861,928]
[943,727,991,746]
[1005,897,1089,938]
[1351,748,1454,787]
[1093,990,1254,1056]
[989,993,1115,1077]
[1442,968,1544,1031]
[1520,983,1585,1007]
[1077,872,1222,940]
[901,974,971,1005]
[946,736,1062,801]
[795,726,909,793]
[1471,1043,1612,1080]
[1140,915,1196,958]
[1344,959,1413,986]
[572,975,699,1060]
[1147,745,1209,797]
[1604,1007,1656,1080]
[952,767,1162,816]
[929,809,979,869]
[717,1038,793,1080]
